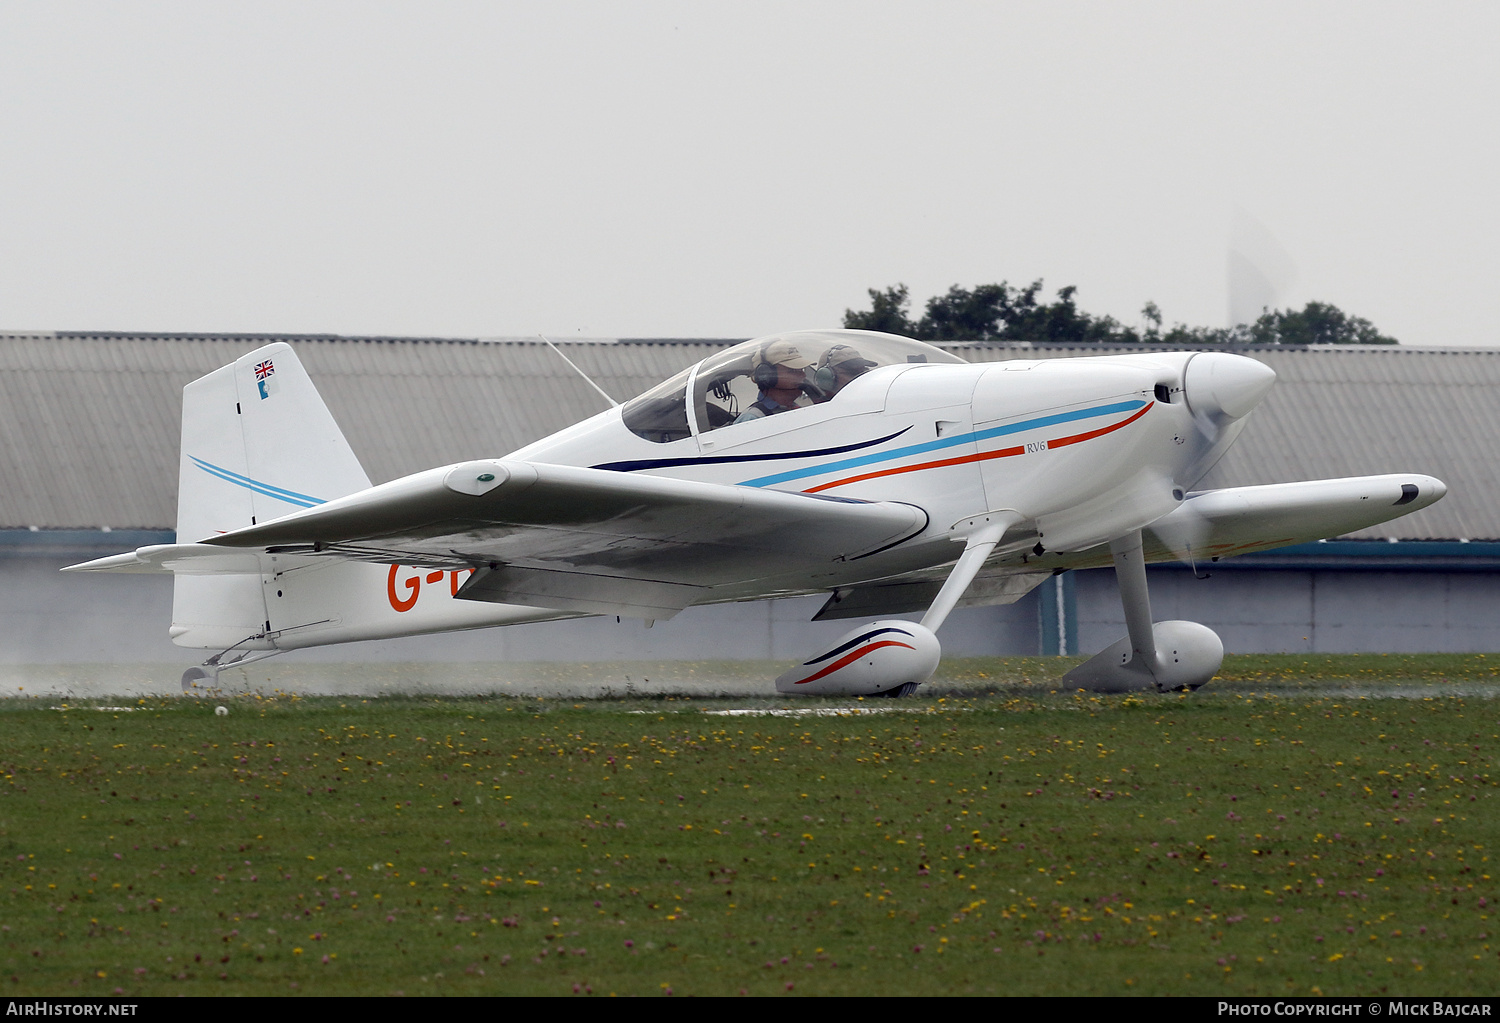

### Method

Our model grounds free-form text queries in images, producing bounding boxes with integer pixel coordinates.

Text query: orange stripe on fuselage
[803,403,1153,494]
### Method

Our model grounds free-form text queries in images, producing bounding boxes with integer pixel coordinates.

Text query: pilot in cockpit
[733,339,819,423]
[814,344,879,397]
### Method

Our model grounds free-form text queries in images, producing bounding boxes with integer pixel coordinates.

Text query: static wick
[538,334,619,409]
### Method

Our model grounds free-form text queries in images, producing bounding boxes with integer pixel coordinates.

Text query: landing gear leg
[778,513,1020,697]
[180,643,282,694]
[1062,530,1223,693]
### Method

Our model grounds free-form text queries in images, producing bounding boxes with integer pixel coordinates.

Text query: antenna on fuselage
[538,334,620,409]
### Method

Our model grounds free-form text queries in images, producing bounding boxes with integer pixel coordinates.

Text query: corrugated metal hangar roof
[0,331,1493,539]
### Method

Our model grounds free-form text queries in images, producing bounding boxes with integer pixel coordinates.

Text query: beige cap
[820,344,877,371]
[757,338,815,370]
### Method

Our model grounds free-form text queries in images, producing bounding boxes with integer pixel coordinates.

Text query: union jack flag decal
[255,359,279,399]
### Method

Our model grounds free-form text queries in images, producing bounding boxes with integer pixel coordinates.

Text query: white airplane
[64,330,1444,697]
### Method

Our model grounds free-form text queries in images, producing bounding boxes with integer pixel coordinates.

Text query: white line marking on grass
[702,707,911,717]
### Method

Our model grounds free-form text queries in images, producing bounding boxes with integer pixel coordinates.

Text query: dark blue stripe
[590,427,913,473]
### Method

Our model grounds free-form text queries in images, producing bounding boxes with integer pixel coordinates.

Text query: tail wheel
[181,666,215,692]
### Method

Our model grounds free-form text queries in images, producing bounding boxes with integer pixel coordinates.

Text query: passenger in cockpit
[814,344,879,397]
[734,339,819,423]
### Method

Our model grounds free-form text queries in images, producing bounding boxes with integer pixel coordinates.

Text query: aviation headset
[752,344,781,390]
[752,341,828,401]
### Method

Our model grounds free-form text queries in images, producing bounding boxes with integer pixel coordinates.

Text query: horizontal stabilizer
[63,544,268,575]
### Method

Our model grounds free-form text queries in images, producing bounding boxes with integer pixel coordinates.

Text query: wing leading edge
[1141,473,1447,564]
[68,459,928,619]
[1018,473,1448,573]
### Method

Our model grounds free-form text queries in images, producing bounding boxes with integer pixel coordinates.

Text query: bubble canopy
[620,330,965,444]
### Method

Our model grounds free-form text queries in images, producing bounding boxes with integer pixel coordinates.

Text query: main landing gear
[776,513,1019,698]
[1063,529,1223,693]
[779,520,1222,699]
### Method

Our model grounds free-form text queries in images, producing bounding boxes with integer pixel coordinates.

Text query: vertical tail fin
[176,342,370,540]
[171,343,371,649]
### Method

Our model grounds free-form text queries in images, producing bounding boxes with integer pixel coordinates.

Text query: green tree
[846,280,1141,344]
[1141,301,1163,341]
[842,285,918,336]
[1248,301,1397,345]
[844,283,1398,345]
[914,283,1012,340]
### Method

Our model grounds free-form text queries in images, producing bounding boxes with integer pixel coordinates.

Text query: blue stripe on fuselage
[737,399,1147,488]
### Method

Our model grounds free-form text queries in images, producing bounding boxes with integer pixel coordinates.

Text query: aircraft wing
[1033,473,1446,571]
[67,459,927,619]
[817,474,1447,617]
[1143,474,1446,562]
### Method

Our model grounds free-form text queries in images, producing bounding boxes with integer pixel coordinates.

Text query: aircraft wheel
[874,681,920,699]
[181,666,214,692]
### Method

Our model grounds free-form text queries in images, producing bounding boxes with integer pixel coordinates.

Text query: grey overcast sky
[1,1,1496,345]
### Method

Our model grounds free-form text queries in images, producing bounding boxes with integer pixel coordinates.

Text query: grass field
[1,654,1496,997]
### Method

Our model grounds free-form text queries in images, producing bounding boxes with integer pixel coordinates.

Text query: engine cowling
[776,620,941,696]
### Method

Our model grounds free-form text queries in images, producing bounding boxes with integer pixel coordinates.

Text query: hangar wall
[9,534,1500,668]
[1076,566,1500,655]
